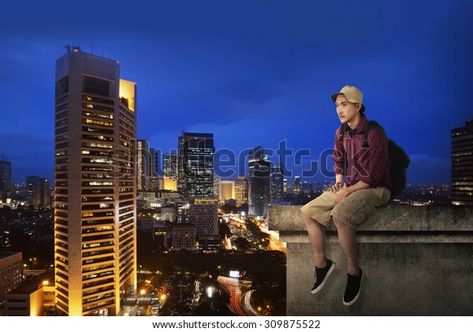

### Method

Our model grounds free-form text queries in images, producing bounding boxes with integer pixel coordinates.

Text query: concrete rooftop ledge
[269,204,473,232]
[268,204,473,315]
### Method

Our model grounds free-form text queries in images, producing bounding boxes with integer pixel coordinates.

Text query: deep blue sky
[1,0,472,184]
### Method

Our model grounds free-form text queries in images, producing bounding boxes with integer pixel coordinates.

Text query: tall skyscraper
[149,148,159,177]
[294,176,302,193]
[0,160,12,201]
[451,120,473,205]
[213,176,221,199]
[219,180,235,203]
[54,47,137,316]
[248,146,271,217]
[163,152,178,179]
[234,176,248,207]
[271,163,284,202]
[26,176,51,209]
[178,132,214,198]
[137,139,150,191]
[149,148,160,191]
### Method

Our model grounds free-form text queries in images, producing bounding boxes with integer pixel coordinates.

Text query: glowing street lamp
[139,289,147,296]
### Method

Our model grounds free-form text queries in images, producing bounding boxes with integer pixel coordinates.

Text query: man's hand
[328,182,344,193]
[335,188,350,204]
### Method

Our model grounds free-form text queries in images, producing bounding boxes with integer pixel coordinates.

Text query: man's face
[335,94,361,124]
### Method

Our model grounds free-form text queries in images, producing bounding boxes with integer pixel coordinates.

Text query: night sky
[1,0,472,185]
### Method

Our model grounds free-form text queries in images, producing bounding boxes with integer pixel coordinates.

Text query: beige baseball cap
[331,85,363,104]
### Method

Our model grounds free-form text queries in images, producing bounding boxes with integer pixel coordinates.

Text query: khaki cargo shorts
[300,186,391,230]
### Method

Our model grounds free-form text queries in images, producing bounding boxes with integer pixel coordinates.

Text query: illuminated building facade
[234,176,248,207]
[270,163,284,202]
[451,120,473,205]
[54,47,137,315]
[26,176,51,209]
[219,180,235,203]
[0,160,12,201]
[248,146,271,217]
[163,152,178,179]
[178,132,214,198]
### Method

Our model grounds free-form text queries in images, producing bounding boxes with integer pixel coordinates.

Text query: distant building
[234,176,248,207]
[0,252,23,302]
[213,176,221,199]
[4,271,55,316]
[163,152,178,179]
[163,176,178,191]
[271,163,284,202]
[138,191,157,209]
[283,178,288,193]
[301,181,313,193]
[137,139,151,191]
[149,148,160,191]
[294,176,301,193]
[451,120,473,205]
[220,180,235,203]
[26,176,51,209]
[248,146,271,218]
[178,132,214,198]
[0,160,12,201]
[172,223,196,251]
[187,203,220,251]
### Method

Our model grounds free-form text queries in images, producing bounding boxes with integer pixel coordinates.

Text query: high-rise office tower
[149,148,159,177]
[163,152,178,179]
[26,176,51,209]
[248,146,271,217]
[149,148,160,191]
[178,132,214,198]
[0,160,12,201]
[219,180,235,203]
[54,47,137,316]
[294,176,302,193]
[213,176,221,199]
[234,176,248,207]
[451,120,473,205]
[137,139,150,191]
[271,163,284,202]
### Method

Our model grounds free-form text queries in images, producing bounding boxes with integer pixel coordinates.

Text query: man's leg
[302,212,327,268]
[332,217,360,276]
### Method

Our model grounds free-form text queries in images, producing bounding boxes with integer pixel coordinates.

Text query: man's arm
[345,180,369,194]
[335,180,369,204]
[333,128,345,177]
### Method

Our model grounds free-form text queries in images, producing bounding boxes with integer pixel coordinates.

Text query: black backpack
[338,120,410,198]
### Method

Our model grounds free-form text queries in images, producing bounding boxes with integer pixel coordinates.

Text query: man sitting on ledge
[300,85,391,306]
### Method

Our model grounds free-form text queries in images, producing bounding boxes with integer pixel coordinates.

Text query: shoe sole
[310,262,336,295]
[343,272,363,306]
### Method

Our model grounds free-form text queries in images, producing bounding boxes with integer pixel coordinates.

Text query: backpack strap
[362,120,381,148]
[337,124,348,175]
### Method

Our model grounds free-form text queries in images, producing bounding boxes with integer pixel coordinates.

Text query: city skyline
[1,1,473,185]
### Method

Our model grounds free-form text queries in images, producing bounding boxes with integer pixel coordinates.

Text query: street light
[140,289,147,296]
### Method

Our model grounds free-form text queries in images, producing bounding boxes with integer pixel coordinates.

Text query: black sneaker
[343,268,363,306]
[310,259,335,294]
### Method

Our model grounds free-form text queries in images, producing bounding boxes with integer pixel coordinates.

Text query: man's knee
[302,212,324,228]
[332,216,346,229]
